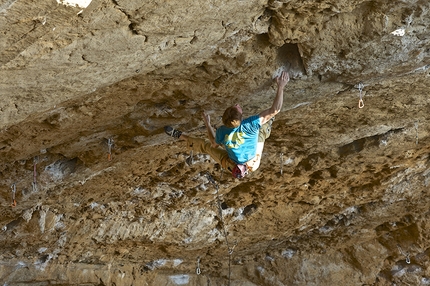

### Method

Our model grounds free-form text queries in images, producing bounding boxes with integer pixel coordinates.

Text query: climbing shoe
[164,126,182,139]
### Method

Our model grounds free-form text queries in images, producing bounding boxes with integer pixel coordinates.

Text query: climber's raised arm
[259,71,289,125]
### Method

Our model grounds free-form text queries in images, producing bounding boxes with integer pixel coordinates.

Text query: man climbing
[164,71,290,178]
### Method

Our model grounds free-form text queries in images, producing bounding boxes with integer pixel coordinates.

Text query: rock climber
[164,71,290,178]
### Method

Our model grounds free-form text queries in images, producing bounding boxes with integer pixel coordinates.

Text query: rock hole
[256,33,270,47]
[242,203,257,216]
[328,166,338,178]
[128,23,139,35]
[39,254,49,263]
[45,157,80,181]
[276,43,306,78]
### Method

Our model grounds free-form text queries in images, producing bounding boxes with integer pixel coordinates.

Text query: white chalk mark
[391,28,405,37]
[56,0,92,8]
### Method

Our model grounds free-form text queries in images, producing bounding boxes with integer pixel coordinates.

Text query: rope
[205,170,234,286]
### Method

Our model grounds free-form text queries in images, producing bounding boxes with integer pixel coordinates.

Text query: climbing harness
[415,121,419,145]
[32,157,38,192]
[11,183,17,207]
[397,244,411,264]
[280,152,284,175]
[357,82,364,109]
[231,164,248,179]
[107,138,114,161]
[205,170,234,285]
[196,257,201,275]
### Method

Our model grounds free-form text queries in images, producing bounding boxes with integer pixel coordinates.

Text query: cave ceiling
[1,0,430,285]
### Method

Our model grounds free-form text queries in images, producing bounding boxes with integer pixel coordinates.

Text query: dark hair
[222,106,242,128]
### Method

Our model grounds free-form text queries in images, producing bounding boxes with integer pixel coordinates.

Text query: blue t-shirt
[215,115,261,164]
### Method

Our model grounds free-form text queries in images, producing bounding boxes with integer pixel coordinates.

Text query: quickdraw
[397,244,411,264]
[280,152,284,175]
[415,121,419,145]
[11,183,17,207]
[196,257,201,275]
[107,138,114,161]
[358,82,364,109]
[32,157,38,192]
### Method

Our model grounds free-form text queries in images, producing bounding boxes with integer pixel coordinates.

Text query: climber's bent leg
[185,136,236,171]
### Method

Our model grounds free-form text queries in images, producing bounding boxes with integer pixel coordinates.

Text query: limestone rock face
[0,0,429,285]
